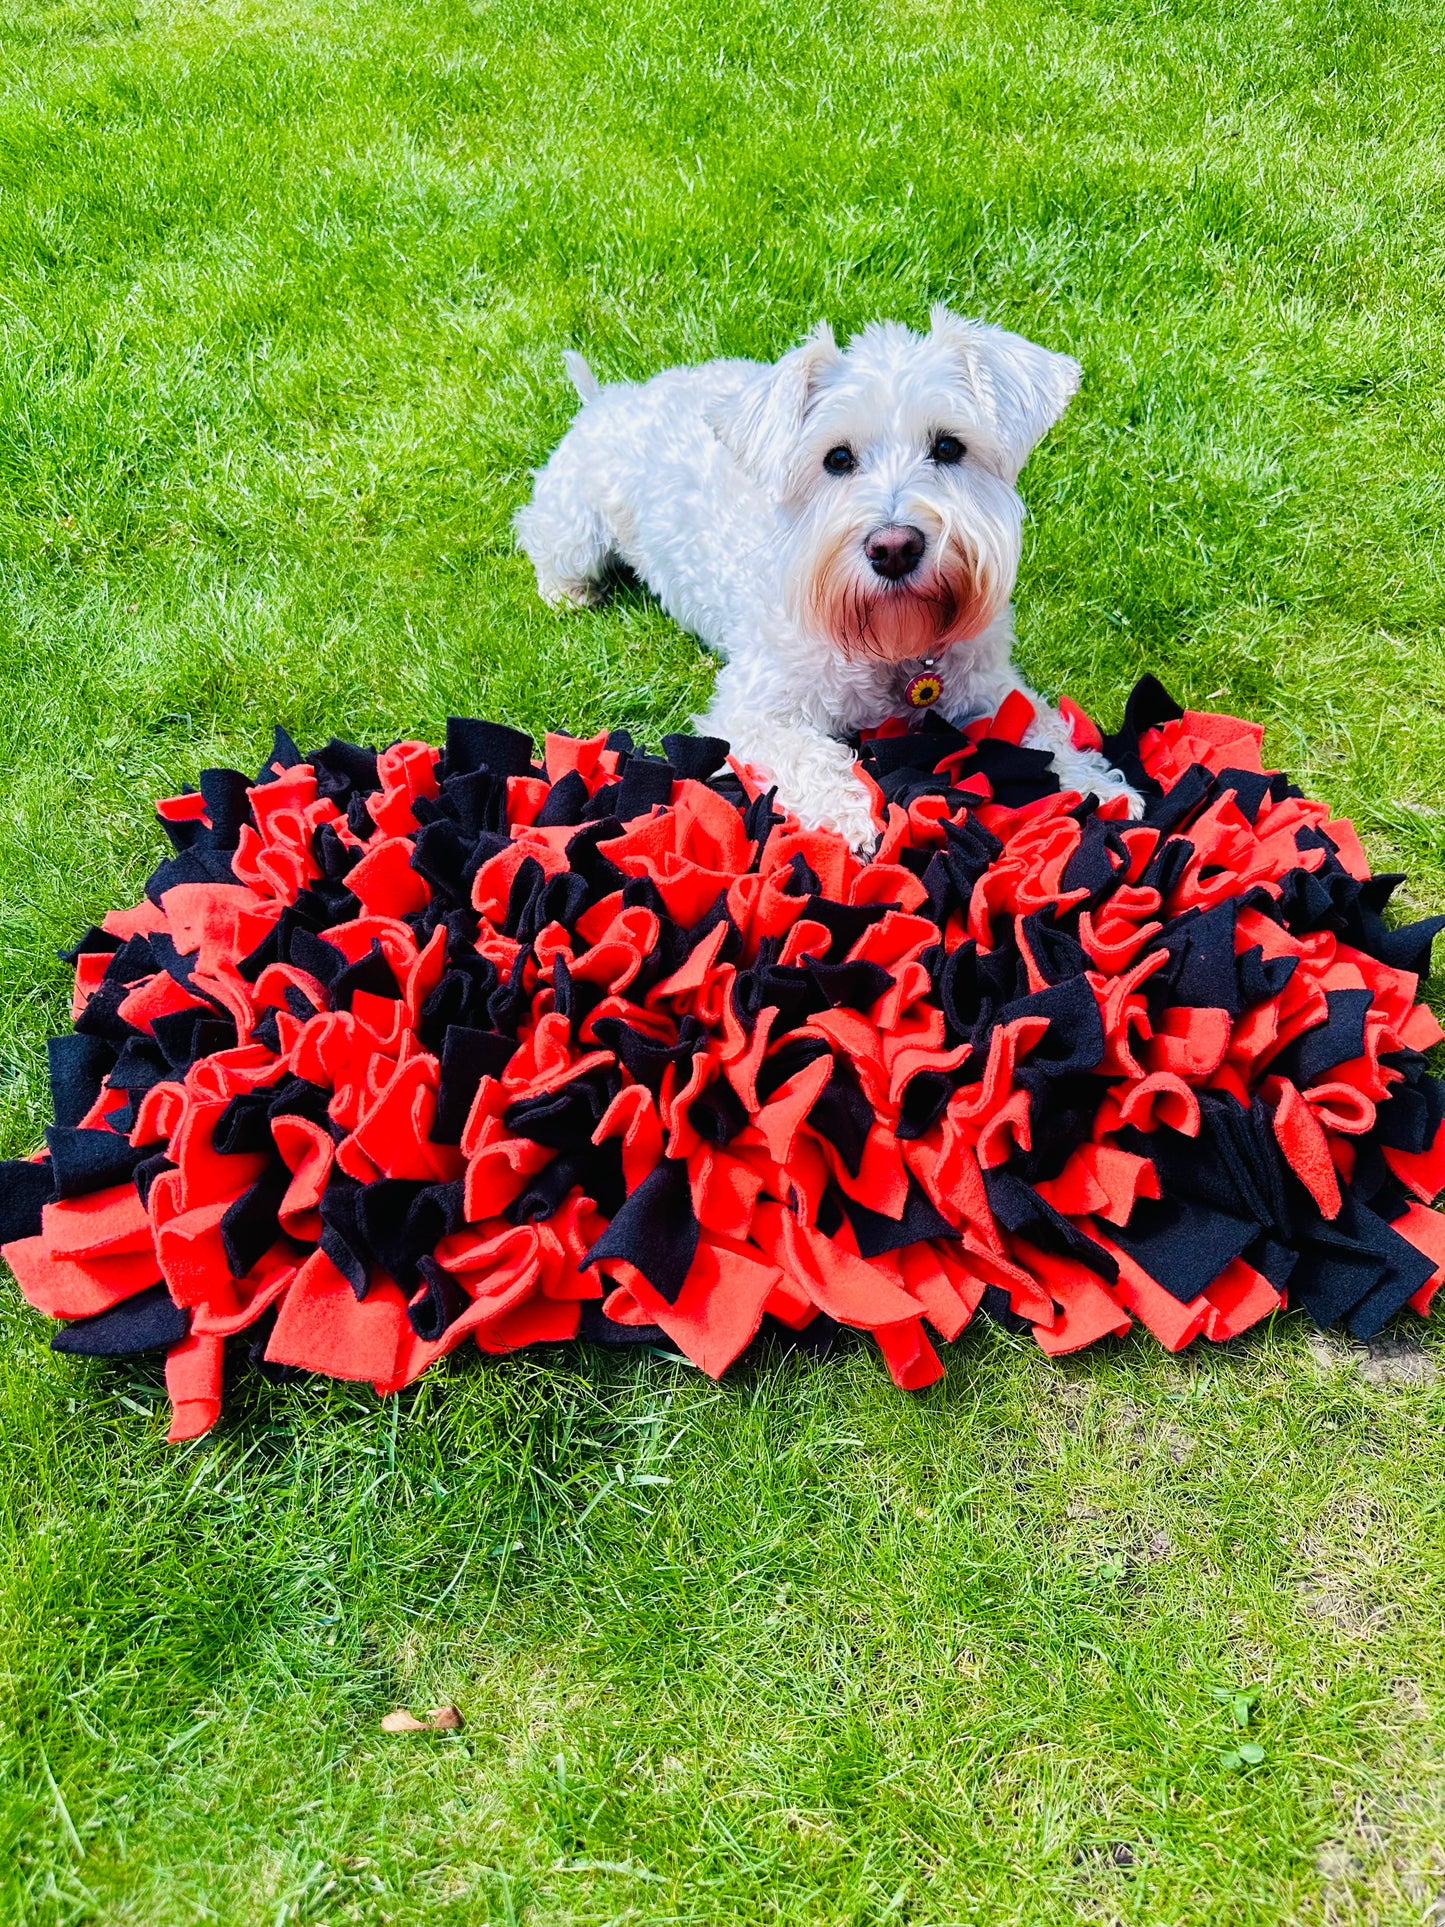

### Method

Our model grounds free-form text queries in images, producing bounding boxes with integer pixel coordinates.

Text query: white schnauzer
[515,307,1137,849]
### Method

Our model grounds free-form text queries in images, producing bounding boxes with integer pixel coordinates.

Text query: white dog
[515,307,1137,849]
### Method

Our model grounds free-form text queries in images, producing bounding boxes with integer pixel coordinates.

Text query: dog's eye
[930,434,966,465]
[822,446,857,475]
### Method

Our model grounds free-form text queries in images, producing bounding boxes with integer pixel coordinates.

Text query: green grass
[4,0,1445,1918]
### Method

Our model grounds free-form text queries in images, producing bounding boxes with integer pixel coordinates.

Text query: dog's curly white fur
[515,307,1139,848]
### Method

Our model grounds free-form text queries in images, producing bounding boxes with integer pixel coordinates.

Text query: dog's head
[707,307,1080,664]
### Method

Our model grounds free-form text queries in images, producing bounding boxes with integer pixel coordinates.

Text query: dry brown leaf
[380,1705,465,1733]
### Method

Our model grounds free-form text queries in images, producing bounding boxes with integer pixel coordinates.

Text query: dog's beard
[801,530,999,665]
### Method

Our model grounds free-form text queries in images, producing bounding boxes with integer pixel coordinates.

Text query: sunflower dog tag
[904,665,942,709]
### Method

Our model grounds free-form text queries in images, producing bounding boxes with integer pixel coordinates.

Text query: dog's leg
[1024,699,1144,816]
[940,657,1144,816]
[702,670,880,853]
[513,468,614,607]
[513,405,619,609]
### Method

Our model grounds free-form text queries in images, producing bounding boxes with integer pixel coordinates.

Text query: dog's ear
[706,321,840,492]
[928,305,1081,481]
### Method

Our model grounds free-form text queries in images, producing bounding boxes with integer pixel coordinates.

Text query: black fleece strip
[46,1034,117,1129]
[533,769,589,829]
[258,724,304,779]
[102,935,158,987]
[1152,901,1240,1015]
[662,733,729,781]
[332,940,402,1009]
[894,1068,956,1141]
[1243,1233,1298,1293]
[1020,911,1089,988]
[44,1127,156,1201]
[319,1179,369,1297]
[1107,1194,1258,1303]
[105,1036,170,1094]
[361,1179,464,1292]
[438,770,512,840]
[446,716,535,779]
[213,1089,277,1156]
[51,1283,190,1357]
[577,1300,668,1346]
[0,1157,57,1243]
[584,1157,699,1305]
[979,1283,1034,1335]
[807,1061,873,1176]
[504,1069,620,1152]
[134,1152,176,1209]
[198,767,254,848]
[996,976,1106,1079]
[841,1179,955,1258]
[1276,988,1372,1086]
[687,1077,749,1147]
[151,1009,236,1072]
[1306,1196,1436,1338]
[614,755,674,820]
[221,1160,294,1278]
[310,737,380,798]
[408,1256,472,1341]
[808,958,894,1011]
[984,1169,1118,1282]
[432,1026,518,1144]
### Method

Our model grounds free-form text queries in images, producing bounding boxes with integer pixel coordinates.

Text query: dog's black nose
[865,524,926,581]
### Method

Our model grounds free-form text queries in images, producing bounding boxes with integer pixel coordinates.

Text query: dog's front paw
[1086,774,1147,820]
[724,729,884,858]
[792,778,882,857]
[530,562,605,609]
[1084,778,1148,821]
[1051,750,1145,820]
[829,792,884,857]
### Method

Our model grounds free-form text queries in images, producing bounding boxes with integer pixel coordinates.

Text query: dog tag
[904,669,942,709]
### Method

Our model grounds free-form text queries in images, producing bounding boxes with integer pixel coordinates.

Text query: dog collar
[902,657,942,710]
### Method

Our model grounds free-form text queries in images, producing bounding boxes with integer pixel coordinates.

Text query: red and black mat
[4,677,1444,1441]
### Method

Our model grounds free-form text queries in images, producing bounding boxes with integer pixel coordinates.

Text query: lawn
[3,0,1445,1919]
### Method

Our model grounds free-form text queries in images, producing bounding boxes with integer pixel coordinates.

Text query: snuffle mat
[4,676,1444,1442]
